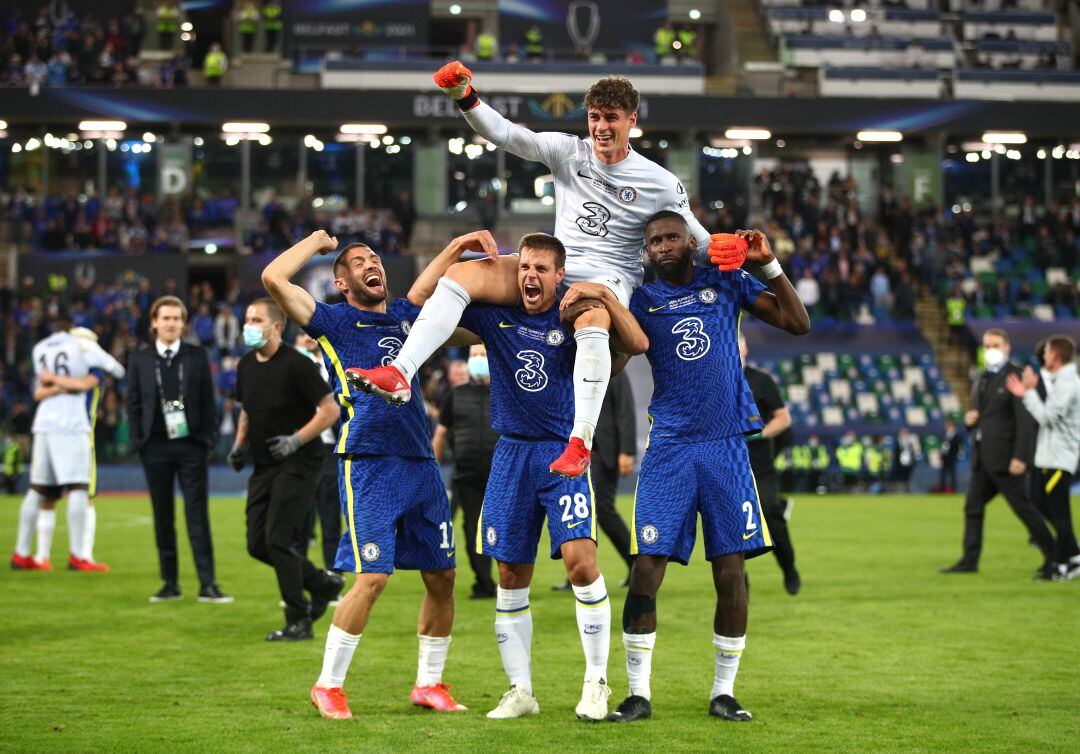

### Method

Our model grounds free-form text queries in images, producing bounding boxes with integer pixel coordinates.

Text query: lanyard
[154,352,185,407]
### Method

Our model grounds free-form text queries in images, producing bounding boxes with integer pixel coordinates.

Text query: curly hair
[583,76,640,114]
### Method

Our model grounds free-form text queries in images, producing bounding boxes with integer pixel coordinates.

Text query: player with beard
[346,69,712,482]
[262,230,486,719]
[609,211,809,724]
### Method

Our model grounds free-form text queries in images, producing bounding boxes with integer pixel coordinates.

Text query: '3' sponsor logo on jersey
[378,337,403,367]
[514,350,548,392]
[671,317,710,361]
[575,202,611,237]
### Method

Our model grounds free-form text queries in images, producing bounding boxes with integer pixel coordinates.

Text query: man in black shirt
[230,298,343,641]
[433,343,498,599]
[741,336,801,595]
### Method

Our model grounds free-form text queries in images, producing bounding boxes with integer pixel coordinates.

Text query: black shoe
[608,694,652,722]
[1035,562,1059,581]
[311,572,345,621]
[266,619,314,642]
[619,576,630,589]
[938,562,977,574]
[198,583,235,603]
[552,579,573,591]
[470,584,497,600]
[709,694,752,722]
[784,568,801,596]
[149,583,182,603]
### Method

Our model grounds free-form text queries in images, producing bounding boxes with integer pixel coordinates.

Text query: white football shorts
[30,432,92,487]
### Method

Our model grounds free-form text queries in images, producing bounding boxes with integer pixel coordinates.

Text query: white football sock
[83,504,97,562]
[393,277,471,381]
[570,327,610,449]
[15,489,44,557]
[572,575,610,682]
[623,631,656,700]
[317,624,361,689]
[67,489,89,560]
[711,633,746,699]
[495,586,533,693]
[416,634,451,686]
[36,508,56,562]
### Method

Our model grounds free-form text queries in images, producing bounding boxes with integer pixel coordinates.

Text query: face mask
[243,324,268,349]
[467,356,489,380]
[983,347,1006,368]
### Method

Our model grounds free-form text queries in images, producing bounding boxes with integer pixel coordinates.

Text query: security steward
[230,298,344,641]
[741,335,801,595]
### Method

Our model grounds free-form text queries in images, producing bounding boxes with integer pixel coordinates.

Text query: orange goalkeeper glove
[708,233,748,271]
[433,61,478,106]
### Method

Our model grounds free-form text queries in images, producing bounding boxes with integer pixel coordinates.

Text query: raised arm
[408,230,499,307]
[434,61,575,167]
[733,230,811,336]
[560,283,649,355]
[261,230,339,326]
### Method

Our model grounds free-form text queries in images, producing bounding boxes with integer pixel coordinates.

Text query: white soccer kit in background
[464,101,711,303]
[30,332,125,486]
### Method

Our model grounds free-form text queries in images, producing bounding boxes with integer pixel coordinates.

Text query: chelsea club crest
[618,186,637,204]
[698,288,717,304]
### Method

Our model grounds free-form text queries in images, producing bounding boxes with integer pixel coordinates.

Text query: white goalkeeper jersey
[31,331,126,434]
[464,101,710,289]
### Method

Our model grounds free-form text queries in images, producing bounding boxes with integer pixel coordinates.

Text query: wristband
[455,88,480,111]
[761,259,783,279]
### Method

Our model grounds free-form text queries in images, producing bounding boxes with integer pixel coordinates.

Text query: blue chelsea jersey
[460,302,575,442]
[303,298,433,459]
[630,267,766,445]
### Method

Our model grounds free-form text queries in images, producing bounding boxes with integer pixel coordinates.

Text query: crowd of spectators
[4,186,408,256]
[0,5,158,91]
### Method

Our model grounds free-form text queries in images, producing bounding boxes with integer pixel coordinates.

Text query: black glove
[228,445,246,472]
[267,433,303,460]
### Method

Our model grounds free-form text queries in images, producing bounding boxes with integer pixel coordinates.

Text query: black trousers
[141,437,216,588]
[1033,468,1079,563]
[939,460,958,491]
[246,454,329,623]
[300,445,343,570]
[452,472,495,593]
[960,464,1056,567]
[754,471,796,575]
[591,459,633,571]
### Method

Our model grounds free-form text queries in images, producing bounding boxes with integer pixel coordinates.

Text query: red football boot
[345,365,412,405]
[69,555,110,572]
[410,683,468,712]
[31,558,52,572]
[11,553,35,570]
[549,437,592,479]
[311,685,353,720]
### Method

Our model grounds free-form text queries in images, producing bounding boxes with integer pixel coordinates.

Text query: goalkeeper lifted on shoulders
[348,62,723,480]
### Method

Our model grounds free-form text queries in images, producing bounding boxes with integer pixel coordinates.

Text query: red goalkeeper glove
[708,233,748,271]
[433,61,476,103]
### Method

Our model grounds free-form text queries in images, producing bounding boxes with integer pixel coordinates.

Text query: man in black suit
[938,419,962,493]
[127,295,230,603]
[940,328,1056,577]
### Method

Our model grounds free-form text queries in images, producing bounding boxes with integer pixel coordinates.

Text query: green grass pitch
[1,492,1077,752]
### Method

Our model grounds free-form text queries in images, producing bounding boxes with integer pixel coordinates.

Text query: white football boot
[575,678,611,721]
[487,686,540,719]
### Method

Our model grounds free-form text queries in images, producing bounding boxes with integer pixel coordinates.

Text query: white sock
[416,634,451,686]
[67,489,89,560]
[570,327,611,449]
[36,508,56,562]
[393,277,471,381]
[495,586,533,693]
[711,634,746,699]
[15,489,44,557]
[316,624,361,689]
[83,505,97,562]
[572,575,610,682]
[623,632,656,700]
